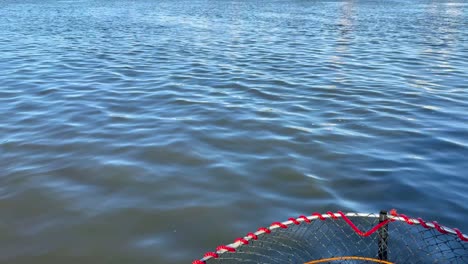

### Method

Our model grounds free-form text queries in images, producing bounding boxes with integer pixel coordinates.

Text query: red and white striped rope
[192,210,468,264]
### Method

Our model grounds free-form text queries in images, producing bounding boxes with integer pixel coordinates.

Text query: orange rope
[304,256,394,264]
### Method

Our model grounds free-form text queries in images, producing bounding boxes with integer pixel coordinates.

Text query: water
[0,0,467,263]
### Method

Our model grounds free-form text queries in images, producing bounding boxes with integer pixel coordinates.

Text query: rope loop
[216,245,235,252]
[289,217,301,225]
[299,215,311,223]
[312,212,326,220]
[246,232,258,240]
[203,252,218,258]
[327,211,339,219]
[271,222,288,229]
[257,227,271,234]
[234,238,249,245]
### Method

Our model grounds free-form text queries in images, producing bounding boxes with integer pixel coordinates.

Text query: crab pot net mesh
[194,211,468,264]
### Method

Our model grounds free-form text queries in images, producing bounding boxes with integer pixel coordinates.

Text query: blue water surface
[0,0,467,263]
